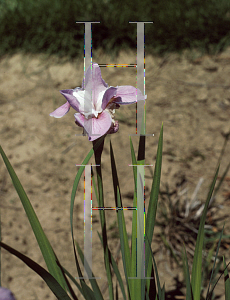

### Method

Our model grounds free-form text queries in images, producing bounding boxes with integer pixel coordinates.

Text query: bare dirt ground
[0,48,230,300]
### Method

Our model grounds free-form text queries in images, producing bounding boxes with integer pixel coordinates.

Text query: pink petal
[60,89,81,112]
[0,287,16,300]
[49,101,70,118]
[101,87,117,110]
[84,63,108,108]
[115,86,146,104]
[74,111,112,141]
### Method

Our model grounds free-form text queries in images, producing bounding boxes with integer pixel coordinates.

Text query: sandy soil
[0,48,230,299]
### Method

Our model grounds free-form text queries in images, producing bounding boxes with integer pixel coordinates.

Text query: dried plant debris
[155,174,230,269]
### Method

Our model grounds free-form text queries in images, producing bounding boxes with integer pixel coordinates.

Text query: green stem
[93,136,114,300]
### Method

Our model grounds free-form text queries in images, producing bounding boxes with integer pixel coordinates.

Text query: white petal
[73,90,93,114]
[95,90,106,111]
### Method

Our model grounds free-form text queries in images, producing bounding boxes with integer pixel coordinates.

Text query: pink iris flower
[50,63,146,141]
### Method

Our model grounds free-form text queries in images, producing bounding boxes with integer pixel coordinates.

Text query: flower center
[73,89,104,119]
[84,108,102,119]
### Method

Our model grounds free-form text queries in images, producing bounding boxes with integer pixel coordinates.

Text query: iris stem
[93,136,114,300]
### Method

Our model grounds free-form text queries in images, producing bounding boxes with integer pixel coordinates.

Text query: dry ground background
[0,48,230,299]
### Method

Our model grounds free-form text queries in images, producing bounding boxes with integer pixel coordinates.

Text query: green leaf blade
[69,137,106,298]
[145,124,163,288]
[191,165,219,300]
[182,246,193,300]
[75,242,103,300]
[0,145,66,289]
[110,141,131,298]
[97,231,127,300]
[0,242,71,300]
[223,257,230,300]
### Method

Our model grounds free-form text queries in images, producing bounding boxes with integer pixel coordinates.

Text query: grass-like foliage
[0,0,230,58]
[1,123,230,299]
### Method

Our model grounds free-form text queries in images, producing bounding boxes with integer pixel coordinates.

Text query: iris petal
[101,87,117,110]
[49,101,70,118]
[60,89,82,112]
[115,86,147,104]
[85,63,108,108]
[74,111,112,141]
